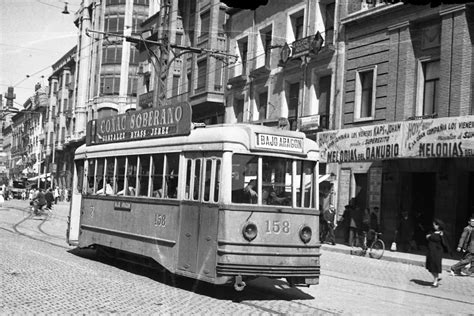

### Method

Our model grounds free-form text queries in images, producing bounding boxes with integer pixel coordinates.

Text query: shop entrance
[411,172,436,234]
[354,173,368,211]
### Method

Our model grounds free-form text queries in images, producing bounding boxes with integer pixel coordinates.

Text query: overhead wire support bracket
[85,28,238,63]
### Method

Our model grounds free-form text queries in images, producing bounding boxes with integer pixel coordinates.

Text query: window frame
[354,66,377,122]
[416,58,440,117]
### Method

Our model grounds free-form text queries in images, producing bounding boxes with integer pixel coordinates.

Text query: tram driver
[244,179,288,205]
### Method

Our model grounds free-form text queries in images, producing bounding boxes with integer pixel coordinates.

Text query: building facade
[47,47,77,190]
[9,84,49,187]
[225,0,337,133]
[319,0,474,248]
[137,0,228,124]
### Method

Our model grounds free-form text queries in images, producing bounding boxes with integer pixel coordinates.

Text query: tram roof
[75,123,319,159]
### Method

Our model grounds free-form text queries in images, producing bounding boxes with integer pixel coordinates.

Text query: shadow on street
[68,247,314,301]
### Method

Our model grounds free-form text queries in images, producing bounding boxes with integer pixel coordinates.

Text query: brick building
[319,1,474,249]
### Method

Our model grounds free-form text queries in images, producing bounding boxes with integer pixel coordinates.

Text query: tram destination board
[86,102,192,145]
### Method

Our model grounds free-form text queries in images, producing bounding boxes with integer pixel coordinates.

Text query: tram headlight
[299,225,312,244]
[242,222,258,241]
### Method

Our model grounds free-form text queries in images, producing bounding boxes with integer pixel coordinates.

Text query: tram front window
[232,154,315,208]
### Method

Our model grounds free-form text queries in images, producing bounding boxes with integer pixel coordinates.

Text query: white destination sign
[256,133,304,153]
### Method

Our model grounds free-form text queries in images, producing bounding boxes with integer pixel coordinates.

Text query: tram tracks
[1,206,71,250]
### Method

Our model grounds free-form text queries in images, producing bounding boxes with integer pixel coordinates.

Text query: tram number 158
[265,220,290,234]
[154,214,166,227]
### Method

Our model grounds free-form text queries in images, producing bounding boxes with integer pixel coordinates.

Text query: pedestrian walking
[425,218,449,287]
[449,216,474,276]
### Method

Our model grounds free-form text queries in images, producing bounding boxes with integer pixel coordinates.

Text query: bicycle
[30,200,53,218]
[350,229,385,259]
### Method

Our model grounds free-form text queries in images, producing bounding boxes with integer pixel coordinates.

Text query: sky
[0,0,82,109]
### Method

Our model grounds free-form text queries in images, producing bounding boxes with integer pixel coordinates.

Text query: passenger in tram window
[96,179,113,195]
[243,179,258,204]
[165,170,178,198]
[263,186,289,205]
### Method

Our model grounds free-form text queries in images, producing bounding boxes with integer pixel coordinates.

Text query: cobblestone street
[1,200,473,314]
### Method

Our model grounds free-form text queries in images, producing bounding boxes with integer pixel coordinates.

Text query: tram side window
[87,159,96,194]
[126,156,138,196]
[105,157,114,194]
[163,153,179,199]
[185,158,202,200]
[151,154,165,197]
[203,159,212,202]
[231,154,257,204]
[203,158,221,203]
[116,157,126,195]
[213,160,221,203]
[75,160,84,194]
[262,157,292,206]
[97,157,114,195]
[95,158,106,194]
[296,160,315,208]
[137,155,151,197]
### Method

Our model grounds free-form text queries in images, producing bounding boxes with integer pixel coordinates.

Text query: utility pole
[86,0,237,108]
[154,0,171,107]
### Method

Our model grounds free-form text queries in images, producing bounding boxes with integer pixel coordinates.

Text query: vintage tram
[67,102,321,290]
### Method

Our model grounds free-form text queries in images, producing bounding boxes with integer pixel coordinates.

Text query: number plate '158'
[265,220,290,234]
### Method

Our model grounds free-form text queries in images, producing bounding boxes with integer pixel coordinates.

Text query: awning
[317,115,474,163]
[318,174,331,183]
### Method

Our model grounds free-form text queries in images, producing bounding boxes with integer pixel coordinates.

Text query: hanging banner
[317,122,403,163]
[402,116,474,158]
[317,115,474,163]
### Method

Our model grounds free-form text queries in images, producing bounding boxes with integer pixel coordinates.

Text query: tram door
[67,160,84,246]
[177,202,200,274]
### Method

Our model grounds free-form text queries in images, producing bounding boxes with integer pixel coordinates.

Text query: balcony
[344,0,404,23]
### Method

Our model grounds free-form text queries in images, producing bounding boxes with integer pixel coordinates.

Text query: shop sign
[138,91,154,109]
[402,116,474,158]
[317,115,474,163]
[317,122,403,163]
[87,102,192,145]
[299,114,321,131]
[255,133,304,153]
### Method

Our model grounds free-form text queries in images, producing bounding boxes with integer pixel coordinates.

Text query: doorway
[411,172,436,233]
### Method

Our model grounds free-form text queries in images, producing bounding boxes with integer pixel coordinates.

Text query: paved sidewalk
[321,241,459,271]
[1,199,460,271]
